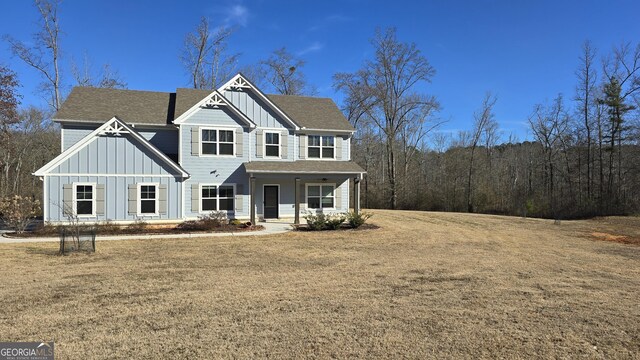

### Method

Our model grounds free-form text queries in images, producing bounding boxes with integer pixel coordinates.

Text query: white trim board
[137,182,160,217]
[73,182,97,218]
[44,173,178,178]
[247,170,365,175]
[198,183,237,214]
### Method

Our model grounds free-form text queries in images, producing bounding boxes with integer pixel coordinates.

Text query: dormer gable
[219,74,300,130]
[173,89,255,128]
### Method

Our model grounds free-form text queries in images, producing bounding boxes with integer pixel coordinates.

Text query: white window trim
[137,182,159,216]
[262,184,280,217]
[199,127,236,158]
[263,131,282,159]
[199,183,236,214]
[305,183,336,210]
[73,182,96,218]
[307,135,336,160]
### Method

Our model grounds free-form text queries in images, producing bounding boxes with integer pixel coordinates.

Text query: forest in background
[1,0,639,219]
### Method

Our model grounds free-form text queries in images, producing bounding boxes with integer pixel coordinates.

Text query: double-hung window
[74,183,95,216]
[265,132,280,157]
[201,185,235,212]
[201,129,234,156]
[306,184,335,209]
[308,135,335,159]
[139,184,158,215]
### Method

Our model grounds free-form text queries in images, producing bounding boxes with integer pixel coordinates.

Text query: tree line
[346,37,640,219]
[2,0,639,219]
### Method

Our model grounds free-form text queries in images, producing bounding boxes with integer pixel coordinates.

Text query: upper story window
[201,129,234,156]
[265,132,280,157]
[74,183,95,216]
[308,135,334,159]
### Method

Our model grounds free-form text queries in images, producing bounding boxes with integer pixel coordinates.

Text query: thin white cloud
[225,4,249,26]
[297,41,323,56]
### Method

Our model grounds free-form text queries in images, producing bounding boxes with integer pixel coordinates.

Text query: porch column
[294,177,301,224]
[250,176,256,224]
[354,177,361,215]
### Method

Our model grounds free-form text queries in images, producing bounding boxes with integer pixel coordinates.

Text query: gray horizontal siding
[181,123,249,218]
[62,125,93,151]
[250,128,295,161]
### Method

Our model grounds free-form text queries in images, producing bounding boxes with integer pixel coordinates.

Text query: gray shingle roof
[54,87,174,125]
[266,94,355,131]
[244,160,365,174]
[174,88,212,120]
[54,86,354,132]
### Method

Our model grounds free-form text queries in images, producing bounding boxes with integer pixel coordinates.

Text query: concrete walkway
[0,222,292,244]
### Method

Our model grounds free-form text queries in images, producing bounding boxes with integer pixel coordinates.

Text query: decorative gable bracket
[227,76,251,91]
[99,121,129,136]
[202,93,227,108]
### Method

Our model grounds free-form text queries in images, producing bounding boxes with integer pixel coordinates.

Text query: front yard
[0,210,638,358]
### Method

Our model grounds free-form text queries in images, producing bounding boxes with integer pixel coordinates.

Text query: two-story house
[34,74,365,224]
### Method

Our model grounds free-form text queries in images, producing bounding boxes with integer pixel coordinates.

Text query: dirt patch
[591,232,640,245]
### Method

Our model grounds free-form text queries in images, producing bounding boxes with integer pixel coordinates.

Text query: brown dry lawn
[1,210,639,359]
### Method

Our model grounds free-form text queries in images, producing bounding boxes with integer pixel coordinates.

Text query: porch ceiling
[244,160,365,175]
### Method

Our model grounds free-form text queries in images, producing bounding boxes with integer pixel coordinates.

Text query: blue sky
[2,0,639,140]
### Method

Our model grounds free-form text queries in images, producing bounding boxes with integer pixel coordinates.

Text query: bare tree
[261,47,313,95]
[574,40,597,199]
[5,0,62,111]
[528,95,570,217]
[182,17,209,89]
[181,17,239,89]
[334,28,439,209]
[205,27,240,89]
[71,54,127,89]
[466,93,498,212]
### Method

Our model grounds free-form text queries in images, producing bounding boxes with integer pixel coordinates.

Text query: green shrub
[346,211,373,228]
[229,219,242,226]
[325,214,346,230]
[304,212,346,230]
[304,212,327,230]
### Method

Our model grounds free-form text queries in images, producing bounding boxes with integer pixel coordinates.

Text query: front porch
[244,161,364,225]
